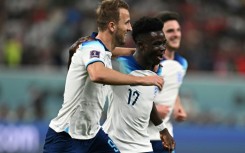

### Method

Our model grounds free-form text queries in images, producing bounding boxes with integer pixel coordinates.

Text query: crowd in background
[1,0,245,126]
[1,2,245,152]
[0,0,245,75]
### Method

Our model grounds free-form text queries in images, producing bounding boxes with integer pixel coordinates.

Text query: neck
[96,31,115,51]
[164,49,175,60]
[133,51,154,70]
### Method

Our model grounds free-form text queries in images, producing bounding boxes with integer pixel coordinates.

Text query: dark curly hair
[132,16,163,43]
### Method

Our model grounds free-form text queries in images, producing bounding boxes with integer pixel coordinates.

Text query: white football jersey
[103,56,158,153]
[49,33,112,139]
[148,53,188,140]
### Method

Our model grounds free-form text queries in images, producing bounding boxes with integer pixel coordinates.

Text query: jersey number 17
[127,89,140,106]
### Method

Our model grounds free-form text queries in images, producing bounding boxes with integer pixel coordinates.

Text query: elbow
[87,65,107,83]
[89,73,105,83]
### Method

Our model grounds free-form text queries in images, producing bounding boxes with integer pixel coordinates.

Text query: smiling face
[114,8,132,46]
[142,31,166,66]
[163,20,181,50]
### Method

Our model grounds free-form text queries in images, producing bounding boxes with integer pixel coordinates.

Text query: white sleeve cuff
[156,122,166,131]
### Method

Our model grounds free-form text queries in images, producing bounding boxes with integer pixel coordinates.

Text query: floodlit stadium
[0,0,245,153]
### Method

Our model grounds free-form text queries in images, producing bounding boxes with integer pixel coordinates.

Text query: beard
[114,29,126,47]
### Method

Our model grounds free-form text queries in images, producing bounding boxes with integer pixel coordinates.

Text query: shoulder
[117,55,132,60]
[132,70,156,77]
[174,53,188,70]
[159,60,183,75]
[79,40,105,51]
[116,56,135,65]
[114,56,137,74]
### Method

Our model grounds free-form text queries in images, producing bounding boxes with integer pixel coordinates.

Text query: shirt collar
[91,32,110,52]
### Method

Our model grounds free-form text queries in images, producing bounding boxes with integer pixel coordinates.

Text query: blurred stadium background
[0,0,245,152]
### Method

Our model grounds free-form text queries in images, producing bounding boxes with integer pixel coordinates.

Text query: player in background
[103,16,175,153]
[43,0,164,153]
[148,11,188,153]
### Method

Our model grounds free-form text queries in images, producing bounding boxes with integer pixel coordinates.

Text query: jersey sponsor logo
[90,50,100,58]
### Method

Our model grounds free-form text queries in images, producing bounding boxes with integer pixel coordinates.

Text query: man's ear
[108,22,116,32]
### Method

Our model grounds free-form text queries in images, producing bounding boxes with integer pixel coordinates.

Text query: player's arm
[68,37,163,88]
[87,62,163,88]
[112,47,136,58]
[155,104,170,119]
[173,95,187,122]
[150,102,175,151]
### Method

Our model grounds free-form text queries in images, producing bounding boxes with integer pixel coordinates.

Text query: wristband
[156,122,166,131]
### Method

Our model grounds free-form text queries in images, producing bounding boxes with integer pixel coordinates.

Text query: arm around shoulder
[87,62,163,88]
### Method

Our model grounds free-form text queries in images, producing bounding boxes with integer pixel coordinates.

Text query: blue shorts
[43,127,120,153]
[43,127,73,153]
[151,140,175,153]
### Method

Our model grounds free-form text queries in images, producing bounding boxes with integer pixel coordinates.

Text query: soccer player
[103,16,175,153]
[148,11,188,153]
[43,0,164,153]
